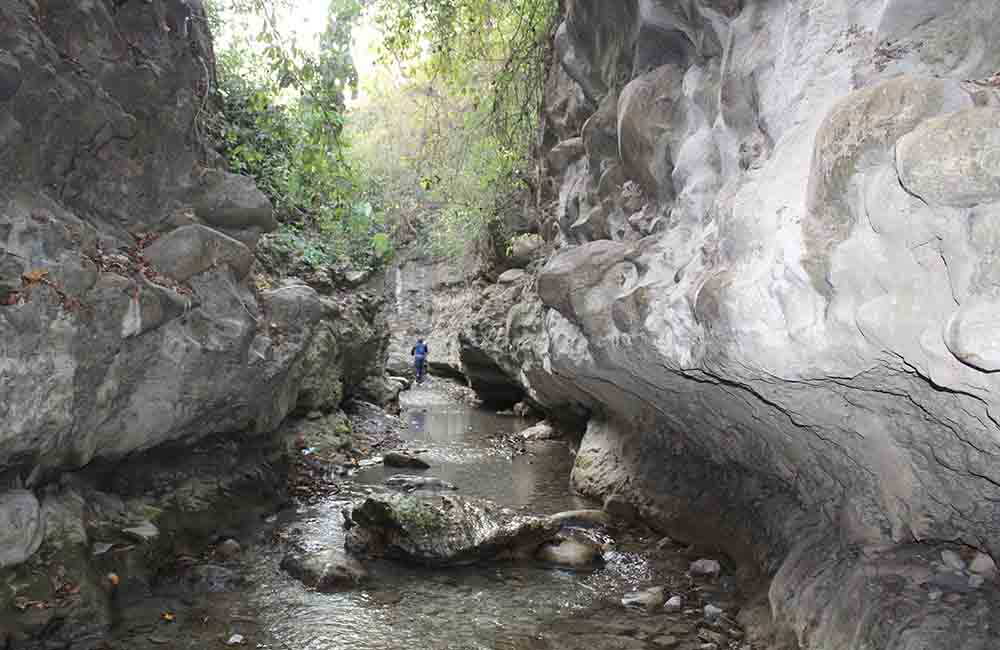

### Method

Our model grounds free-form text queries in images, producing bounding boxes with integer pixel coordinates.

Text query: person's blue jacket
[412,341,428,359]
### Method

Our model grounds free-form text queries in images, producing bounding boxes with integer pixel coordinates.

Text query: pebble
[969,574,985,588]
[216,539,241,559]
[383,451,431,469]
[621,586,666,610]
[122,520,159,543]
[226,634,245,645]
[698,645,719,650]
[652,635,680,648]
[941,549,966,572]
[928,590,943,601]
[92,542,114,556]
[704,604,723,620]
[969,552,997,576]
[664,595,683,612]
[699,628,726,645]
[690,559,722,577]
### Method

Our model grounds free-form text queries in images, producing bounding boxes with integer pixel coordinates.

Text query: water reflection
[243,391,646,650]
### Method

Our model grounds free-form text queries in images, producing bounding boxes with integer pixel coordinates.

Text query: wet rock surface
[280,549,368,592]
[383,451,431,469]
[345,493,561,566]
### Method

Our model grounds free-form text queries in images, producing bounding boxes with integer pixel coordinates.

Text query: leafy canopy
[351,0,556,265]
[207,0,392,271]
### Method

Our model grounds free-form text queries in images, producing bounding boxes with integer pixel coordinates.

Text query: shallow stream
[108,384,750,650]
[241,385,681,650]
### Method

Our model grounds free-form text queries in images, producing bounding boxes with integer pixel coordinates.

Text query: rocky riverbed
[85,382,758,650]
[0,381,762,649]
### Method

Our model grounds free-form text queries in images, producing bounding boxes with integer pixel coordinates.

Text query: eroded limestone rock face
[460,1,1000,647]
[0,1,387,481]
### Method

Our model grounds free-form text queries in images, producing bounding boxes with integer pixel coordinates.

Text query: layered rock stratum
[454,1,1000,647]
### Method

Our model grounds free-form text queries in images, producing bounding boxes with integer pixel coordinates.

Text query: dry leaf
[22,269,48,284]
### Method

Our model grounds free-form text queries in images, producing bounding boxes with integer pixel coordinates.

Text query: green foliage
[350,0,556,266]
[372,0,556,153]
[208,0,393,271]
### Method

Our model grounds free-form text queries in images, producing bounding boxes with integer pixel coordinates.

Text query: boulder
[143,225,253,282]
[969,552,998,578]
[944,299,1000,372]
[498,269,528,285]
[617,64,685,201]
[508,234,545,268]
[383,451,431,469]
[536,535,603,570]
[0,490,44,568]
[897,108,1000,208]
[689,559,722,578]
[385,475,457,491]
[345,494,560,566]
[520,420,561,441]
[280,549,368,591]
[621,586,666,610]
[194,170,277,233]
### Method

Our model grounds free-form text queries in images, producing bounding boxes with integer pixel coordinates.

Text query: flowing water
[237,385,685,650]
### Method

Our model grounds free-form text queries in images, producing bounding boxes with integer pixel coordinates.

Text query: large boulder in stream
[345,494,560,566]
[281,549,368,592]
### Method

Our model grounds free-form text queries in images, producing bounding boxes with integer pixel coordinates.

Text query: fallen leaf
[22,269,48,284]
[107,572,121,586]
[161,611,175,623]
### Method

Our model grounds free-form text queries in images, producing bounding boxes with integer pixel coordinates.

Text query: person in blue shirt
[411,338,429,384]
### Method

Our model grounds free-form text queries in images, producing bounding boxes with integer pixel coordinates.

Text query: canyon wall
[462,1,1000,647]
[0,0,388,481]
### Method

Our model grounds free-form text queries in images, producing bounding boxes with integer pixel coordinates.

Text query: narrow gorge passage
[158,383,751,650]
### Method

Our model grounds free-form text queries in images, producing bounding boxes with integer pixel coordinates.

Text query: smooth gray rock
[143,224,253,282]
[944,299,1000,371]
[689,559,722,578]
[0,490,44,568]
[519,420,560,441]
[536,536,602,570]
[383,451,431,470]
[498,269,527,285]
[280,549,368,591]
[345,494,560,566]
[897,108,1000,208]
[621,586,665,610]
[194,170,277,232]
[969,552,997,577]
[385,475,457,491]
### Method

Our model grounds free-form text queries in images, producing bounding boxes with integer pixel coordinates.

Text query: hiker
[411,338,429,384]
